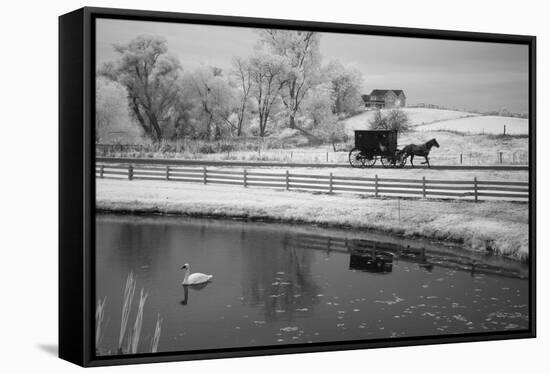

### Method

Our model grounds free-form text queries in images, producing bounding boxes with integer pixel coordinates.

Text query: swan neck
[182,268,190,283]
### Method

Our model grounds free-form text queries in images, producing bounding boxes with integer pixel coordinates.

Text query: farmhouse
[362,89,406,109]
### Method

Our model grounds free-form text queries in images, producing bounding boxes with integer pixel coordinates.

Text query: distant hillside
[341,108,528,136]
[415,115,528,135]
[341,107,478,135]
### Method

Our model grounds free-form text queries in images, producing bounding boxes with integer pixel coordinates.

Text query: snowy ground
[166,129,528,166]
[342,108,478,133]
[415,116,528,135]
[96,178,528,260]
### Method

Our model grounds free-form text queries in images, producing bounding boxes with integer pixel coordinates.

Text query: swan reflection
[180,283,210,305]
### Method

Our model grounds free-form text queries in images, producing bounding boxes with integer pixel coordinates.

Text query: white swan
[181,263,213,285]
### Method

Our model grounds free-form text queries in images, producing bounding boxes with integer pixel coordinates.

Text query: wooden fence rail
[96,163,529,202]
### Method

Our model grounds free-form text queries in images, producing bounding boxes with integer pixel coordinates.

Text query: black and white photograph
[92,14,532,357]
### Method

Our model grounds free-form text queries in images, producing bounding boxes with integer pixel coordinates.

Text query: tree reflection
[240,233,322,322]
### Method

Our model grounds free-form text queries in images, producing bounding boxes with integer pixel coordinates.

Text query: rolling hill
[341,108,528,135]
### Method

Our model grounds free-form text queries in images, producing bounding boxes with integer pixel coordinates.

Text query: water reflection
[240,232,322,322]
[96,215,529,355]
[180,283,211,305]
[291,234,527,280]
[349,250,394,273]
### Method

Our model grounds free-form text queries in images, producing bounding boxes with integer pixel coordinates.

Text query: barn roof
[369,89,405,97]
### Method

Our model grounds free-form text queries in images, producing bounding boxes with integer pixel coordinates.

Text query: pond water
[95,214,529,355]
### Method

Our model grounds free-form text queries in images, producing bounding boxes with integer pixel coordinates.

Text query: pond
[95,214,529,355]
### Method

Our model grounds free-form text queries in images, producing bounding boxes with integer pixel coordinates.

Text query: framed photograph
[59,7,536,367]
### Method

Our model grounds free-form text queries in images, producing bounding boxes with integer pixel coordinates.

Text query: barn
[362,89,406,109]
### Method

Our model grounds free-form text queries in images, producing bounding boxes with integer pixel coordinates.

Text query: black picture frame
[59,6,536,367]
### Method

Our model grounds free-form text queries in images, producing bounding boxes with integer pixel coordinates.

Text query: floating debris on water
[375,295,404,305]
[280,326,299,332]
[453,314,467,322]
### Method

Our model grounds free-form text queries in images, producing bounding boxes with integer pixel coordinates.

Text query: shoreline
[95,179,529,262]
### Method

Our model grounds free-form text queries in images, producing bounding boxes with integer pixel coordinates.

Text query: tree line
[96,30,365,143]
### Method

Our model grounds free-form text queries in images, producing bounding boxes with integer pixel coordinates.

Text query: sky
[96,18,529,113]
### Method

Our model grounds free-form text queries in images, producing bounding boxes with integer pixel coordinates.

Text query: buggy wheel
[380,156,394,168]
[349,148,366,168]
[363,155,376,168]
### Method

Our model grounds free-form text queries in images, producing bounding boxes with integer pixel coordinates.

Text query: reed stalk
[118,272,136,351]
[95,297,106,347]
[130,288,148,354]
[150,313,163,353]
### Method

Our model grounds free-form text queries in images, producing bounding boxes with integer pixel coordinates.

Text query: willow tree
[108,36,182,142]
[257,30,322,130]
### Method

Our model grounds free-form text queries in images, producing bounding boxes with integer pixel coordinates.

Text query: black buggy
[348,130,405,168]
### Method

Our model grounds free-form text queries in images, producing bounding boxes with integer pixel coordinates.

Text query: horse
[398,138,439,168]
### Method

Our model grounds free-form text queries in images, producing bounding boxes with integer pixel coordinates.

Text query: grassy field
[341,108,478,133]
[96,178,529,261]
[180,129,528,165]
[97,108,529,165]
[415,115,528,135]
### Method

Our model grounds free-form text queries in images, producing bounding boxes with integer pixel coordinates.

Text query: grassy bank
[96,179,529,261]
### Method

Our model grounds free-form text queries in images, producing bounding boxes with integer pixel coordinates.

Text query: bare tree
[229,58,254,137]
[258,30,321,130]
[370,108,410,132]
[184,67,238,139]
[248,52,287,137]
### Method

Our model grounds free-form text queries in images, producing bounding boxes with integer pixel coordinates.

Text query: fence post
[203,166,207,184]
[474,177,478,202]
[285,170,290,190]
[128,164,133,180]
[504,125,506,135]
[291,151,293,161]
[243,169,248,188]
[460,153,463,165]
[100,165,104,178]
[499,152,503,164]
[329,172,333,193]
[397,198,401,225]
[166,165,170,181]
[326,152,329,163]
[375,174,379,198]
[422,176,426,199]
